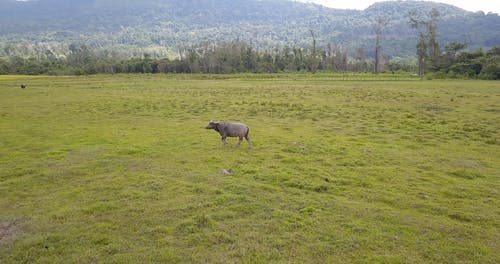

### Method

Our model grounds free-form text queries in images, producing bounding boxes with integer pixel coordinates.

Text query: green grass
[1,74,499,263]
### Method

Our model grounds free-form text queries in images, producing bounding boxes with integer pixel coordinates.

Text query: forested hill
[0,0,499,59]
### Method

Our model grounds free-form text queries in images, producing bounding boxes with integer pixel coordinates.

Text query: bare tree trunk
[419,57,425,80]
[375,34,381,74]
[309,29,317,73]
[373,17,388,74]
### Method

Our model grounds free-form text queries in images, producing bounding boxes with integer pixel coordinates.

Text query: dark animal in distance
[206,121,251,146]
[20,84,26,89]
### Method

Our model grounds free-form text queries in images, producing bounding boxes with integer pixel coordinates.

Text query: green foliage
[408,8,499,80]
[0,74,499,263]
[429,45,500,79]
[2,42,497,78]
[0,41,365,75]
[0,0,498,59]
[387,56,418,72]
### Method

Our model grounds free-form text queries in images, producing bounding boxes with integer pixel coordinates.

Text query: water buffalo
[20,83,26,89]
[206,121,251,146]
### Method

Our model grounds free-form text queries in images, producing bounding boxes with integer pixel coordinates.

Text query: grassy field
[0,74,499,263]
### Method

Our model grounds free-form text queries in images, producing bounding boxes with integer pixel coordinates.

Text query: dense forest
[1,40,498,79]
[0,0,499,59]
[0,0,499,78]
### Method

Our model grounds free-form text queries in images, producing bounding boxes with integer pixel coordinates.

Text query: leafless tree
[373,16,388,74]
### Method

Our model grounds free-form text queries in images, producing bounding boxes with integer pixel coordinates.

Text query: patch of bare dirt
[455,159,486,169]
[0,221,20,244]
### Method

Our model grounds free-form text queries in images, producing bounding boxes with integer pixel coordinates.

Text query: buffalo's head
[206,120,219,129]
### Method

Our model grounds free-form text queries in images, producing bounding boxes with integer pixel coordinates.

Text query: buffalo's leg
[237,136,243,146]
[245,135,252,146]
[221,136,228,145]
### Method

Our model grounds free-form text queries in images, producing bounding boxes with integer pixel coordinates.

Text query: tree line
[0,40,498,79]
[409,9,500,80]
[0,41,379,75]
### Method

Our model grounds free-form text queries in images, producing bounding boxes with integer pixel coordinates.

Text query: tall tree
[309,29,318,73]
[373,17,388,74]
[409,9,441,79]
[427,9,441,69]
[416,35,427,78]
[410,11,425,78]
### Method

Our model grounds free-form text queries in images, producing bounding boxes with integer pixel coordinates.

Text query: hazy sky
[298,0,500,14]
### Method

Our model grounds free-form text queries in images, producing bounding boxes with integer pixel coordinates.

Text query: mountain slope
[0,0,498,59]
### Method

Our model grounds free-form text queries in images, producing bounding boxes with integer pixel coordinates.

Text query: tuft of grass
[0,74,499,263]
